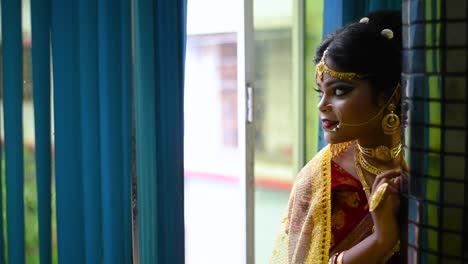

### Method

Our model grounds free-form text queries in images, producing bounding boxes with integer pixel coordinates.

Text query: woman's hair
[314,10,402,102]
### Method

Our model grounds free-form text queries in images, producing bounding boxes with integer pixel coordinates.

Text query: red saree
[330,161,401,263]
[329,160,370,254]
[270,143,400,264]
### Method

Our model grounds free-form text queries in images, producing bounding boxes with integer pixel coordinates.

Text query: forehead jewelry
[315,49,365,81]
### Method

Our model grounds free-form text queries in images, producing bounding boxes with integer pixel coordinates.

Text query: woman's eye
[333,87,352,96]
[314,88,323,97]
[334,89,346,96]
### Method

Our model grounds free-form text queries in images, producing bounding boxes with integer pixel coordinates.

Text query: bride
[270,10,406,264]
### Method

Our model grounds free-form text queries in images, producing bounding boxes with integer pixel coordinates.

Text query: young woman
[270,10,406,264]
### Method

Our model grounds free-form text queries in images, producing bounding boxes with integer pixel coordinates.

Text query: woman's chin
[324,131,353,144]
[323,131,338,142]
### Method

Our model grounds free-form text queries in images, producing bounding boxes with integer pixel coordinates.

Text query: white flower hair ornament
[359,17,369,23]
[381,29,394,40]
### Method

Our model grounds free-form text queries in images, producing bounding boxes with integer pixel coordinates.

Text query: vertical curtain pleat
[2,0,183,260]
[134,0,186,262]
[78,0,102,263]
[322,0,403,45]
[1,0,25,263]
[133,0,158,262]
[155,1,186,263]
[120,0,133,262]
[30,0,52,263]
[98,0,129,262]
[368,0,402,12]
[322,0,344,37]
[51,0,86,262]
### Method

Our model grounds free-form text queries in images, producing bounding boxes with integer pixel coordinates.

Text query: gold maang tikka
[316,49,365,81]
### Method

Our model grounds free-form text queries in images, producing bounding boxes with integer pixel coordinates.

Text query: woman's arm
[340,169,402,264]
[338,231,396,263]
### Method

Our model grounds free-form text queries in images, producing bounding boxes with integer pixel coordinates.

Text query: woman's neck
[356,130,402,168]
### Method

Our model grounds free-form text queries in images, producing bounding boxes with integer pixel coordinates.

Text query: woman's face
[316,70,382,144]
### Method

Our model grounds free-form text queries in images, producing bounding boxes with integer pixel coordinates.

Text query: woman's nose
[317,95,330,113]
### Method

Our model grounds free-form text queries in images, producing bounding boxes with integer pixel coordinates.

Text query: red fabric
[329,160,369,252]
[329,161,401,262]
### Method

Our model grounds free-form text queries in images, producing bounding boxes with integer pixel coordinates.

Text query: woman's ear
[378,93,388,108]
[379,84,401,108]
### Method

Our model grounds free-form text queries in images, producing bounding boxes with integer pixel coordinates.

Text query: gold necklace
[358,151,386,175]
[355,144,401,253]
[357,142,402,162]
[330,141,353,157]
[354,146,371,199]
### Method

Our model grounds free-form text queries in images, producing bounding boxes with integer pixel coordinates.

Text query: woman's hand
[338,168,407,264]
[369,169,402,254]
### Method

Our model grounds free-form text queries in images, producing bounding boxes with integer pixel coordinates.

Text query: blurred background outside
[184,0,322,263]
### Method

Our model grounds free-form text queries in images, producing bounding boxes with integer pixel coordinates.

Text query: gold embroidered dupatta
[270,142,404,264]
[270,145,333,264]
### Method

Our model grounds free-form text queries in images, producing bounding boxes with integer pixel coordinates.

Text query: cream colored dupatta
[270,144,336,264]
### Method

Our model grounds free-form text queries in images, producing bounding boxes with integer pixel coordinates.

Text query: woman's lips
[321,119,339,130]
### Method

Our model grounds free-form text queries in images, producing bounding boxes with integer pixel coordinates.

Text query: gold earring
[381,103,400,135]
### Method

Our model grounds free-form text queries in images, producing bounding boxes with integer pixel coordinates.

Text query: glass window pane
[253,0,322,263]
[184,1,244,263]
[253,0,296,262]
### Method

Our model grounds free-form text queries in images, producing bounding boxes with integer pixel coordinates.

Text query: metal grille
[403,0,468,262]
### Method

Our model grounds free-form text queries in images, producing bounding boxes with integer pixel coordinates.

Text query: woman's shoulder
[293,145,331,188]
[300,145,331,172]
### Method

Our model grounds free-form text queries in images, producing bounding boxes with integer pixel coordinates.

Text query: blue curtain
[322,0,402,36]
[78,0,102,262]
[133,0,186,263]
[1,0,25,263]
[31,0,52,263]
[0,0,185,262]
[50,0,132,263]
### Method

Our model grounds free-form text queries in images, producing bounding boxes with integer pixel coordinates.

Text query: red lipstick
[321,119,339,130]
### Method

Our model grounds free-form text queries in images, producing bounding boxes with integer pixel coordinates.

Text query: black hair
[314,10,402,102]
